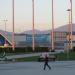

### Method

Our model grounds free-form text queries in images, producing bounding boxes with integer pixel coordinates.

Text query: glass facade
[25,34,50,47]
[0,32,68,49]
[0,35,5,46]
[26,34,50,43]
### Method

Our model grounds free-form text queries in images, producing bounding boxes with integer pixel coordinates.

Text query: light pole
[70,0,73,50]
[32,0,35,51]
[12,0,15,50]
[67,9,71,49]
[67,9,71,60]
[51,0,54,51]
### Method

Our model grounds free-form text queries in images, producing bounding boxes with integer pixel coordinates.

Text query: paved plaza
[0,61,75,75]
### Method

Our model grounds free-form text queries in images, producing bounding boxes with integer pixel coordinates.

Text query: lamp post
[67,9,71,49]
[12,0,15,50]
[67,9,71,60]
[51,0,54,51]
[32,0,35,51]
[70,0,73,50]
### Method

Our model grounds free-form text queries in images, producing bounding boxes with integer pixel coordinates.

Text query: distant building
[0,24,75,51]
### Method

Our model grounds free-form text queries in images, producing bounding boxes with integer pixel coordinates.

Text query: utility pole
[12,0,15,50]
[32,0,35,51]
[51,0,54,51]
[70,0,73,50]
[67,9,71,50]
[67,9,71,60]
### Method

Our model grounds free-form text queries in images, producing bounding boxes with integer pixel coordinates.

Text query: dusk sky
[0,0,75,33]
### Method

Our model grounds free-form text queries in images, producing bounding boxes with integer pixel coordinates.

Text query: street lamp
[12,0,15,50]
[70,0,73,50]
[67,9,71,49]
[51,0,54,51]
[67,9,71,60]
[32,0,35,51]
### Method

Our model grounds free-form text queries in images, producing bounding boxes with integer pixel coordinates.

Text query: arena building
[0,24,75,51]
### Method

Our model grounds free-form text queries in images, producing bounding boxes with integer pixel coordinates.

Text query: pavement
[0,61,75,75]
[6,51,62,59]
[6,52,42,59]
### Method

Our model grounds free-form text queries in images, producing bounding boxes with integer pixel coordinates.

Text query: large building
[0,24,75,50]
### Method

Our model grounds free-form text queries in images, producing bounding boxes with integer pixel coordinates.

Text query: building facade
[0,30,68,50]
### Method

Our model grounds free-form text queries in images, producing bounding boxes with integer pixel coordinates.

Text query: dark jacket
[44,56,49,63]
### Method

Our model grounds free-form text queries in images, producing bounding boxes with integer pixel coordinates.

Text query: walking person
[43,53,51,70]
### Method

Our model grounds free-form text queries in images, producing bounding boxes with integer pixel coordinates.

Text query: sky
[0,0,75,33]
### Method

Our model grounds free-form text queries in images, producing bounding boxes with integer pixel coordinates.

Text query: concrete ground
[0,61,75,75]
